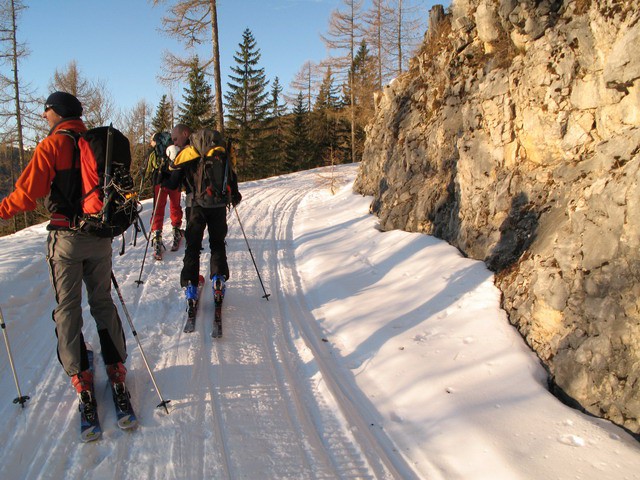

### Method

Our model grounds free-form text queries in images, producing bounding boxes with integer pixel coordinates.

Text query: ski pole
[138,149,151,200]
[0,306,30,407]
[138,172,147,203]
[111,272,171,413]
[233,206,270,300]
[135,186,163,286]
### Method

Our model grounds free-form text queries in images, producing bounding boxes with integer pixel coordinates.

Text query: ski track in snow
[0,164,407,479]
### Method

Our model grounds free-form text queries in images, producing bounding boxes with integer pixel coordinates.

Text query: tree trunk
[10,0,27,227]
[397,0,403,75]
[210,0,225,136]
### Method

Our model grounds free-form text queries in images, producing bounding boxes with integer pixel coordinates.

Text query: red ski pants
[151,185,183,232]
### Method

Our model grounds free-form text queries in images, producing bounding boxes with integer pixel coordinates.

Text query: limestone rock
[354,0,640,433]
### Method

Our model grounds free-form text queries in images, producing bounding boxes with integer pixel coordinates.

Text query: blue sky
[18,0,447,117]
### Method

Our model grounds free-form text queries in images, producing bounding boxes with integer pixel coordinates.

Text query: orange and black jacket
[0,118,87,229]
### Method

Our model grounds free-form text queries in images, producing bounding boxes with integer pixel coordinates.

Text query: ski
[211,275,225,338]
[110,382,138,430]
[79,347,102,442]
[183,275,205,333]
[212,304,222,338]
[170,229,184,252]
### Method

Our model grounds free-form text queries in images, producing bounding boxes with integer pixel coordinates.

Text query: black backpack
[58,124,142,238]
[190,129,231,206]
[153,131,173,171]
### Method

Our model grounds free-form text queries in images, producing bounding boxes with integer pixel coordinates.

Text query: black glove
[231,191,242,206]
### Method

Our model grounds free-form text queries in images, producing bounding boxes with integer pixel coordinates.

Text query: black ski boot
[152,230,164,260]
[170,226,183,251]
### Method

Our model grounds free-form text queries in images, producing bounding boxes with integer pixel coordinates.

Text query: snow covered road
[0,164,404,479]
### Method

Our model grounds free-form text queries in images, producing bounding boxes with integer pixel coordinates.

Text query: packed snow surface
[0,164,638,479]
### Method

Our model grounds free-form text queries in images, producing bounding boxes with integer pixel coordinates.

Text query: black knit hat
[44,91,83,118]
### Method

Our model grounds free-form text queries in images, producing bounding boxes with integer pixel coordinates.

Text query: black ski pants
[181,205,229,287]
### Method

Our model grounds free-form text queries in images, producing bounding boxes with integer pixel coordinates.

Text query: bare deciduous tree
[49,60,115,128]
[153,0,225,135]
[120,100,153,197]
[321,0,365,164]
[286,60,322,112]
[0,0,34,230]
[386,0,427,78]
[363,0,392,89]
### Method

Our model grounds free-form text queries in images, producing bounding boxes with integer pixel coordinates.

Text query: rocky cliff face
[354,0,640,433]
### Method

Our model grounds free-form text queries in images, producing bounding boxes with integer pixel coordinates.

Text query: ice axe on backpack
[129,216,147,248]
[0,305,30,407]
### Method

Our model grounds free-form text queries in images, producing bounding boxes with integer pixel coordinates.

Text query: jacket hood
[190,128,223,156]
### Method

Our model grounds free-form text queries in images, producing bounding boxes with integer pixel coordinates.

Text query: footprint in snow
[390,411,403,423]
[558,434,586,447]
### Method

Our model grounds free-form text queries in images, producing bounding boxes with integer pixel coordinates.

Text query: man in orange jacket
[0,92,129,439]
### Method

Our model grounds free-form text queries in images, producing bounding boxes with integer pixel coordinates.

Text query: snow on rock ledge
[354,0,640,434]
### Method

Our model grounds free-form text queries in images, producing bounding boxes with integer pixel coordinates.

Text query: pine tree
[268,77,287,120]
[256,77,287,177]
[350,40,377,161]
[311,67,344,167]
[151,94,173,133]
[177,56,215,130]
[224,28,270,179]
[284,92,313,173]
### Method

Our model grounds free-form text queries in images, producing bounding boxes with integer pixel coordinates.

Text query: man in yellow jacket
[163,128,241,307]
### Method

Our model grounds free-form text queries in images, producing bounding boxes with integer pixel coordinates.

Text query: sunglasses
[44,104,54,112]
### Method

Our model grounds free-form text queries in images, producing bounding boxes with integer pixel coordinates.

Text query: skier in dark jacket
[145,131,183,257]
[163,128,241,306]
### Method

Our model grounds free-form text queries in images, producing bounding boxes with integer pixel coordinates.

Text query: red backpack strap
[56,129,103,215]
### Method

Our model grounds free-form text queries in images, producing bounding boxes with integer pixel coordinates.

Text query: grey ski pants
[46,230,127,376]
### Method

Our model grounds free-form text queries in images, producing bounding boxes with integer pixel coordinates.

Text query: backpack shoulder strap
[56,129,103,206]
[55,129,80,157]
[51,130,83,219]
